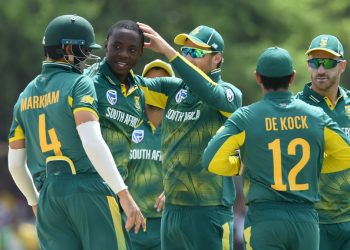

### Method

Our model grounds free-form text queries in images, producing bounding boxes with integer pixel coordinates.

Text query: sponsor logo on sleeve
[80,95,95,104]
[226,88,234,102]
[132,130,144,143]
[106,90,118,105]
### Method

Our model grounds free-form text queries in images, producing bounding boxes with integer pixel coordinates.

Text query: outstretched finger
[124,214,135,232]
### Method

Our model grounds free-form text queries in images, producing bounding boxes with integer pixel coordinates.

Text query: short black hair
[260,74,293,90]
[44,45,64,59]
[106,20,144,48]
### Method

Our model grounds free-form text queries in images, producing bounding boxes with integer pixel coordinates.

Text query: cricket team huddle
[7,14,350,250]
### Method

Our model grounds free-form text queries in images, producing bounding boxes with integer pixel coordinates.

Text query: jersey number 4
[268,138,310,191]
[39,113,62,156]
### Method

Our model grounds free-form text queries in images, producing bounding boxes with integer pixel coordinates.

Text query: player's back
[12,62,97,188]
[238,92,333,205]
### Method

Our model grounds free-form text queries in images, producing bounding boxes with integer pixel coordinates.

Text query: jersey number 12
[268,138,310,191]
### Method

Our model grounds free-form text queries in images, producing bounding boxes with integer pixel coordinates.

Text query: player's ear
[213,53,222,65]
[104,39,108,52]
[255,71,262,85]
[289,70,296,86]
[64,45,74,62]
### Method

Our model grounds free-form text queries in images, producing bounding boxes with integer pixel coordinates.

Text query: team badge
[226,89,234,102]
[132,130,144,143]
[106,90,117,105]
[175,89,188,103]
[319,36,329,47]
[345,106,350,119]
[134,96,141,111]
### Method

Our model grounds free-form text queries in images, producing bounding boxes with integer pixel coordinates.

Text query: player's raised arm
[138,22,242,115]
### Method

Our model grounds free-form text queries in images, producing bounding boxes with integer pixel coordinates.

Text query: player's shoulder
[294,90,304,99]
[340,86,350,95]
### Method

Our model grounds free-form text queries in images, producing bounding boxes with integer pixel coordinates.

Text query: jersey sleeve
[140,76,181,109]
[322,113,350,173]
[8,99,25,143]
[71,75,99,118]
[170,53,242,116]
[203,109,245,176]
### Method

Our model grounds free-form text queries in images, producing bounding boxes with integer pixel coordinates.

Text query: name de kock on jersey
[265,116,308,131]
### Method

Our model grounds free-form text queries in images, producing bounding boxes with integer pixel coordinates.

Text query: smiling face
[105,27,143,82]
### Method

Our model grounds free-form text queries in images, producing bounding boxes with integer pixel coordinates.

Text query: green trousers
[37,170,131,250]
[161,204,234,250]
[319,221,350,250]
[244,202,319,250]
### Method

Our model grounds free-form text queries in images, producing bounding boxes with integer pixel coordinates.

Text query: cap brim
[305,48,342,57]
[174,33,211,49]
[142,60,174,77]
[89,43,102,49]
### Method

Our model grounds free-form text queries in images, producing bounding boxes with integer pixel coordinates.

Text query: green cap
[142,59,175,77]
[256,47,294,77]
[305,34,344,58]
[174,25,224,52]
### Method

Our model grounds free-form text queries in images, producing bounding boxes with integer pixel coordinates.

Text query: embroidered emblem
[175,89,188,103]
[132,130,144,143]
[106,90,117,105]
[134,96,141,111]
[345,105,350,119]
[226,88,234,102]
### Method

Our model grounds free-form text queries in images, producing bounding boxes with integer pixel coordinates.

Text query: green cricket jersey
[9,61,99,190]
[296,83,350,223]
[140,53,242,206]
[127,118,162,218]
[204,91,350,206]
[88,58,145,179]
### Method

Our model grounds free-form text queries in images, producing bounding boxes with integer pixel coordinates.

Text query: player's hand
[137,22,177,60]
[118,189,146,233]
[32,205,37,216]
[154,191,165,212]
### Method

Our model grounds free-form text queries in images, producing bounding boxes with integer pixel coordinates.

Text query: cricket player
[8,15,144,250]
[296,34,350,250]
[86,20,146,180]
[138,23,243,250]
[126,59,175,250]
[203,47,350,250]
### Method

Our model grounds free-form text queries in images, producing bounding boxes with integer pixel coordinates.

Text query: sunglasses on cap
[307,58,344,69]
[181,47,218,58]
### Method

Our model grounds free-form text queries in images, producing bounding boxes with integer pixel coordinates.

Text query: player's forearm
[8,147,39,205]
[204,126,244,176]
[77,121,127,194]
[322,126,350,173]
[171,54,242,112]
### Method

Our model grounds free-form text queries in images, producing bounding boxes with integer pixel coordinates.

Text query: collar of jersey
[303,82,346,103]
[42,60,74,72]
[208,68,222,82]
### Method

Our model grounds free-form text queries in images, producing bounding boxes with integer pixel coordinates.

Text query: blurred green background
[1,0,350,249]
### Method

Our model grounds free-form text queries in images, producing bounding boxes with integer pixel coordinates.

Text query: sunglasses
[181,47,217,58]
[307,58,343,69]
